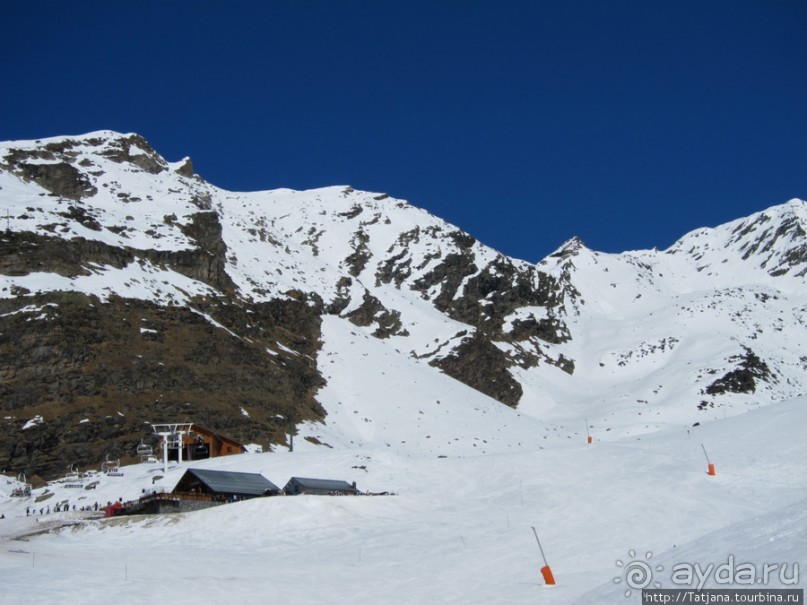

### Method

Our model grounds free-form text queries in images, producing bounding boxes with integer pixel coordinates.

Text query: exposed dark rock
[99,134,166,174]
[344,229,371,277]
[410,245,572,406]
[0,292,324,479]
[508,316,568,344]
[338,205,363,219]
[375,227,424,288]
[325,277,354,315]
[431,333,522,407]
[344,290,406,338]
[704,347,773,396]
[0,220,234,294]
[376,249,411,287]
[0,231,132,278]
[177,211,236,292]
[175,157,195,177]
[413,251,478,311]
[553,354,575,374]
[448,258,566,340]
[58,205,102,231]
[190,192,213,210]
[17,162,97,200]
[549,236,586,259]
[450,230,476,249]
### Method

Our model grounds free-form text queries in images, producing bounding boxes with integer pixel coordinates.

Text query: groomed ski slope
[1,318,804,604]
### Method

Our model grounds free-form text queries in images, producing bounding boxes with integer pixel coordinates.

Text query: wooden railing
[139,491,213,503]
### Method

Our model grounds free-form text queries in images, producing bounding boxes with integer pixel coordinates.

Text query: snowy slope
[528,203,807,435]
[2,394,804,603]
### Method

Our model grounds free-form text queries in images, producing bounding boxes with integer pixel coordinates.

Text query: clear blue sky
[2,1,805,262]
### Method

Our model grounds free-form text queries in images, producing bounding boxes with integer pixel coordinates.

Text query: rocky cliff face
[0,134,325,479]
[0,282,324,482]
[0,131,572,479]
[1,131,805,479]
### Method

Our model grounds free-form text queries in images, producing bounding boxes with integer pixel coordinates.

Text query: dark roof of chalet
[176,468,280,496]
[284,477,359,492]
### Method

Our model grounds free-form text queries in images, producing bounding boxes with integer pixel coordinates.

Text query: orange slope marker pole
[531,526,556,586]
[701,444,716,476]
[585,418,592,444]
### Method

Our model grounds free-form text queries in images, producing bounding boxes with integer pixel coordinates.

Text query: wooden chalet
[173,468,281,500]
[121,469,279,516]
[283,476,360,496]
[164,424,247,462]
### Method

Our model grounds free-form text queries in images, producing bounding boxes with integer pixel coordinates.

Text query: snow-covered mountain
[0,131,805,479]
[1,131,805,604]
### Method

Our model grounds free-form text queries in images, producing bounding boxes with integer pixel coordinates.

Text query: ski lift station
[150,423,247,473]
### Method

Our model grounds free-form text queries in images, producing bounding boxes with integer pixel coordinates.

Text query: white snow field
[1,320,804,603]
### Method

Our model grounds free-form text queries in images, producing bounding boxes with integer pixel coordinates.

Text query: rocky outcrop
[705,347,773,396]
[431,333,523,407]
[411,248,571,402]
[343,290,407,339]
[0,213,235,294]
[176,211,236,292]
[174,157,195,178]
[344,229,371,277]
[0,292,324,480]
[97,134,167,174]
[0,231,133,278]
[16,162,97,201]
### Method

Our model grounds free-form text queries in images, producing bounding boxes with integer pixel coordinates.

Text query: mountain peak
[664,197,807,285]
[547,236,588,259]
[0,130,202,204]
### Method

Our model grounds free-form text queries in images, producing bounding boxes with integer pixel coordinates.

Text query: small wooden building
[173,468,281,500]
[283,476,360,496]
[163,424,247,462]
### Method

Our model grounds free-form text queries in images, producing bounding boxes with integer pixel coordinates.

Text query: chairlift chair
[11,473,32,497]
[136,441,153,457]
[63,465,84,488]
[101,455,120,474]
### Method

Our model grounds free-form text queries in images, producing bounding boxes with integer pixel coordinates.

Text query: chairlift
[63,464,84,488]
[150,423,193,473]
[101,455,122,475]
[11,473,32,497]
[136,441,153,457]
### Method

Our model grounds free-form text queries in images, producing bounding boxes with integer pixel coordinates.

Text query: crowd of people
[25,499,119,516]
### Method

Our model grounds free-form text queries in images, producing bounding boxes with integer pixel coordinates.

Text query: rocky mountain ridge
[1,131,804,480]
